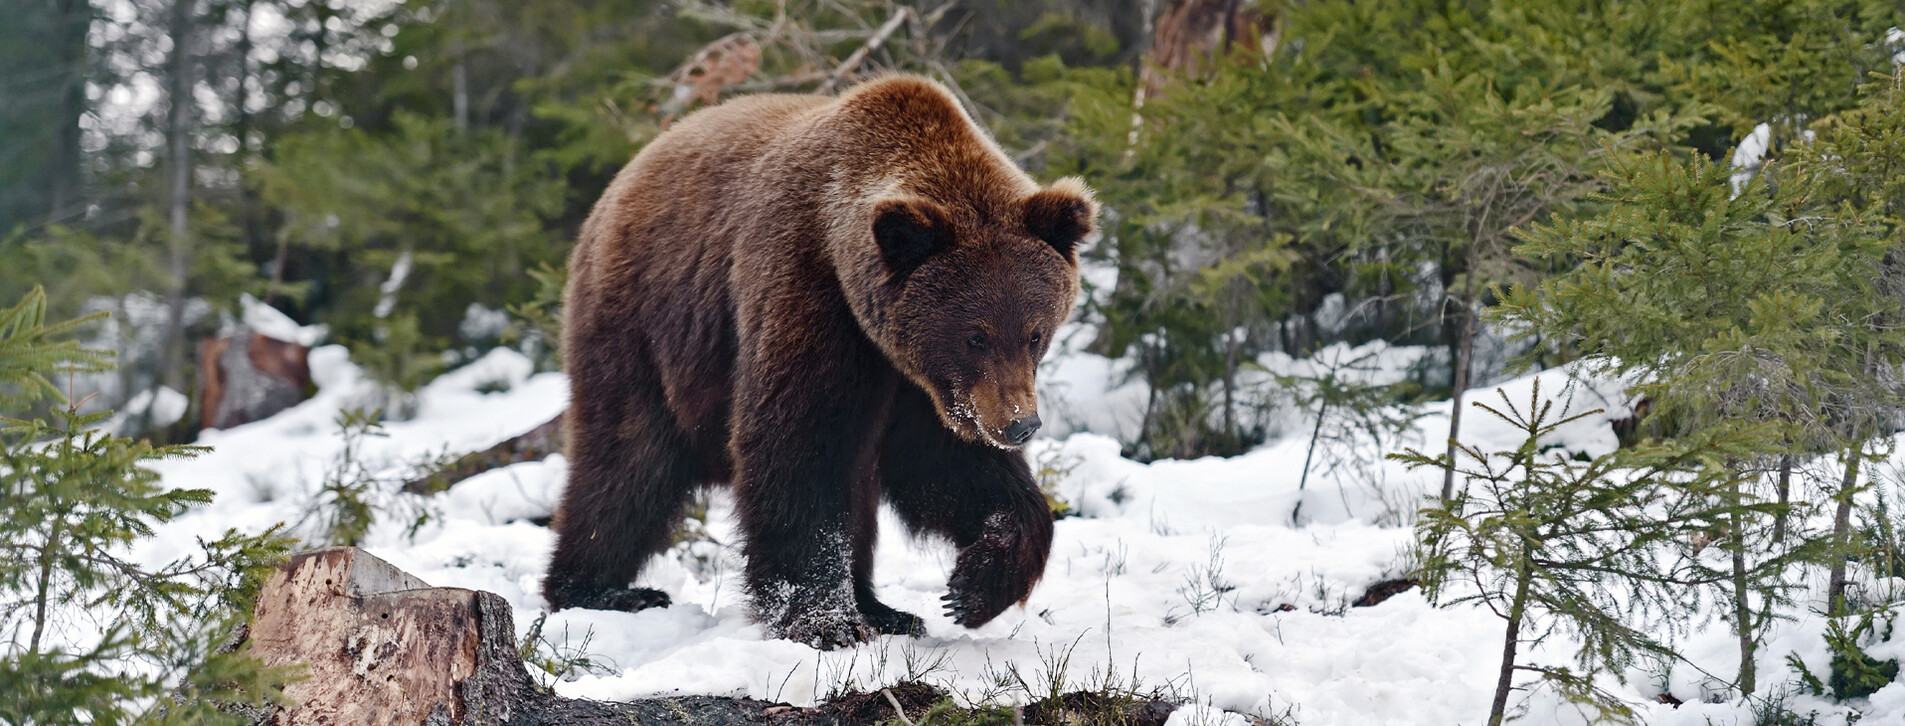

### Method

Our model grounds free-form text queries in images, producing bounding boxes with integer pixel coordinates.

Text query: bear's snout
[1003,415,1041,445]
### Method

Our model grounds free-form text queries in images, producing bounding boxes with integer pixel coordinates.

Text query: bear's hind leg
[542,380,701,613]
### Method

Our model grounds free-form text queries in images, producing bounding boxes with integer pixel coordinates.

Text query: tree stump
[245,548,533,725]
[199,326,312,430]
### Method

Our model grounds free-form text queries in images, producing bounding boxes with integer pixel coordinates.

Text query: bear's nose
[1003,415,1042,445]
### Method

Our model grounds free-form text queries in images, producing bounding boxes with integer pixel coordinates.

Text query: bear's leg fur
[729,328,897,649]
[850,464,926,637]
[880,385,1054,628]
[542,353,701,614]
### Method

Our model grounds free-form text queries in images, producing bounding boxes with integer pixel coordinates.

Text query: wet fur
[543,75,1093,648]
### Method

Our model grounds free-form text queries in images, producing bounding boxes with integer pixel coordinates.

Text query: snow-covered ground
[129,341,1905,726]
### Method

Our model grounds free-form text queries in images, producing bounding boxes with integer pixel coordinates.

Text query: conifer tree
[1497,77,1905,691]
[1399,381,1774,726]
[0,287,295,723]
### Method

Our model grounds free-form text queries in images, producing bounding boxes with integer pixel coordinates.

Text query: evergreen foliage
[1498,69,1905,697]
[1399,381,1777,726]
[4,0,1905,718]
[0,287,295,723]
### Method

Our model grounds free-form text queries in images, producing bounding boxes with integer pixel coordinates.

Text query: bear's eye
[967,333,989,351]
[1029,331,1043,348]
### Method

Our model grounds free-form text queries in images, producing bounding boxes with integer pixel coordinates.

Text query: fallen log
[401,414,564,496]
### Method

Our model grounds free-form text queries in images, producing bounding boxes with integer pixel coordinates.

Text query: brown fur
[543,76,1095,648]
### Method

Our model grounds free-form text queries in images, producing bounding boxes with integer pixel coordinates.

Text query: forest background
[7,0,1905,722]
[5,0,1901,460]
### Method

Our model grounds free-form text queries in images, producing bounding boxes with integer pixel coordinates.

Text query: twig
[882,687,917,726]
[819,7,913,94]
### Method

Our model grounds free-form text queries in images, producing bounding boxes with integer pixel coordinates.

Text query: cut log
[199,326,312,430]
[402,414,565,496]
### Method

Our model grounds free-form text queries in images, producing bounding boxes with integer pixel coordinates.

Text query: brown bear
[542,74,1096,648]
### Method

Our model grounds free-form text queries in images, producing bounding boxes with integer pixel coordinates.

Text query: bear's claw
[943,515,1037,628]
[546,580,673,613]
[778,609,875,650]
[857,591,926,636]
[591,587,673,612]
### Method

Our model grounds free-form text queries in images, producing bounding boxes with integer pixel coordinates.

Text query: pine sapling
[1398,379,1774,725]
[0,287,295,723]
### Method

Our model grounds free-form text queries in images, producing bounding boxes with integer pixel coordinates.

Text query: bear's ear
[873,197,954,277]
[1022,178,1097,260]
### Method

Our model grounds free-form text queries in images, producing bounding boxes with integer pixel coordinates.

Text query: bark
[1731,473,1756,694]
[452,61,470,133]
[0,0,89,228]
[1772,456,1792,545]
[197,327,311,430]
[1488,547,1533,726]
[1291,396,1329,526]
[1731,525,1755,694]
[1126,0,1271,159]
[1220,325,1238,445]
[1827,449,1862,616]
[235,0,271,288]
[1439,278,1476,502]
[1143,0,1273,92]
[158,0,197,435]
[47,0,88,221]
[401,414,565,495]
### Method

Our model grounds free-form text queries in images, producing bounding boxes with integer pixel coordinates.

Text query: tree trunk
[1488,546,1534,726]
[157,0,197,436]
[0,0,90,229]
[1440,277,1476,502]
[235,0,271,295]
[1827,448,1862,616]
[1772,455,1792,545]
[452,61,470,133]
[1731,474,1756,695]
[1291,397,1329,526]
[1220,324,1238,446]
[47,0,88,221]
[401,413,565,495]
[197,327,312,430]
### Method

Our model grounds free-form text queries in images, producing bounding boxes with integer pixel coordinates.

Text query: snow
[120,343,1905,726]
[239,293,329,346]
[111,385,189,432]
[1730,122,1772,196]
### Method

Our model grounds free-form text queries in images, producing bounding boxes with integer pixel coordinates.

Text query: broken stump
[245,548,532,725]
[199,326,312,430]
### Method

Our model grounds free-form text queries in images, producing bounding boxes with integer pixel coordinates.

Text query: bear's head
[874,178,1096,449]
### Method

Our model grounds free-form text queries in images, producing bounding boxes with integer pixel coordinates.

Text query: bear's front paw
[547,579,672,613]
[943,512,1046,628]
[859,598,926,637]
[595,587,673,612]
[777,608,875,650]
